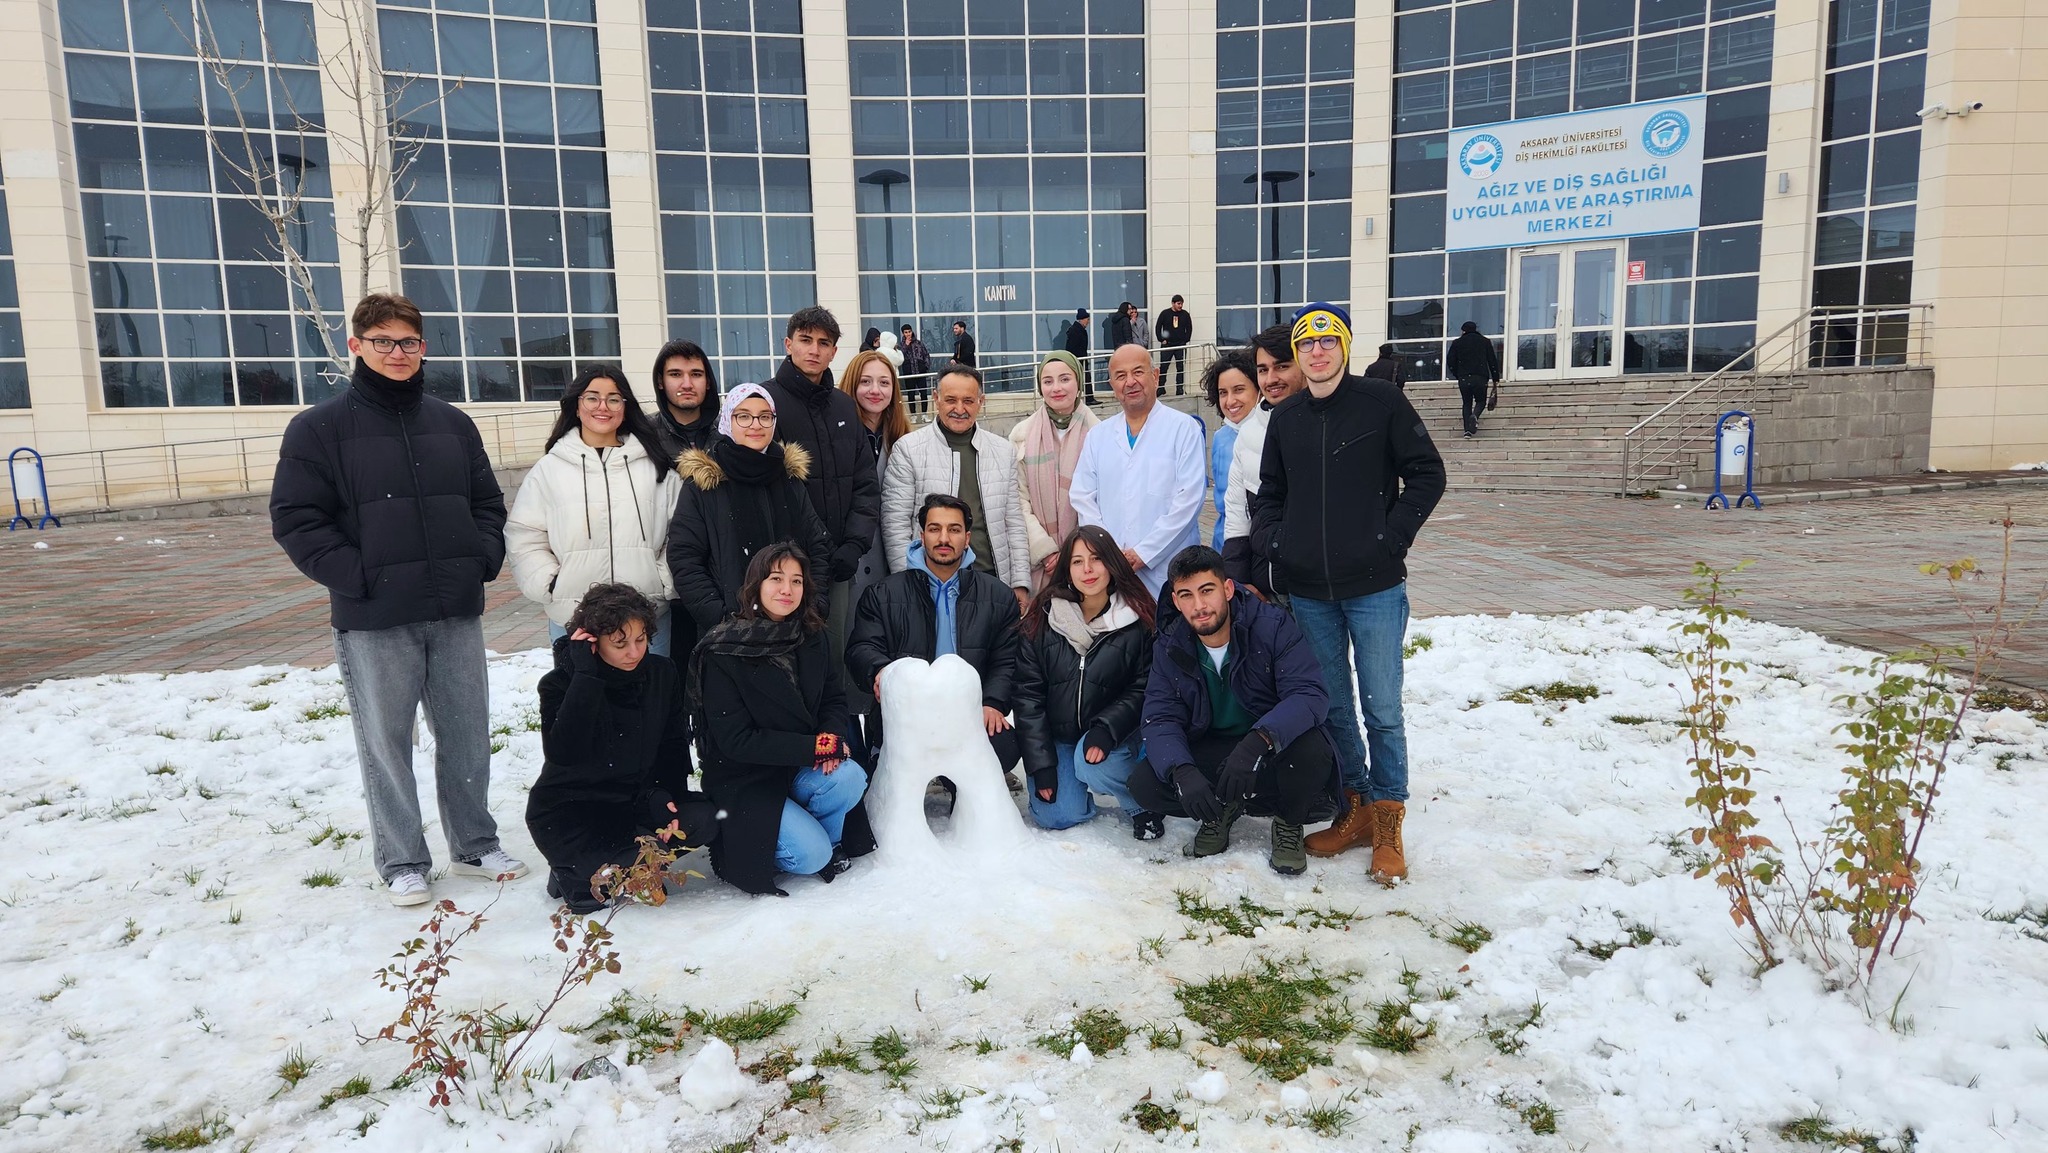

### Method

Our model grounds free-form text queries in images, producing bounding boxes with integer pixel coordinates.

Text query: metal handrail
[895,341,1218,403]
[1619,303,1932,495]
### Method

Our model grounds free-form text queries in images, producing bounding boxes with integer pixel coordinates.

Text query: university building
[0,0,2041,508]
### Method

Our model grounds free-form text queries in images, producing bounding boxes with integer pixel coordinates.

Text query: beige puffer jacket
[505,433,680,625]
[880,422,1032,589]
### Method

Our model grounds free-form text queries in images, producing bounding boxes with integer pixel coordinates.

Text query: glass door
[1508,242,1623,381]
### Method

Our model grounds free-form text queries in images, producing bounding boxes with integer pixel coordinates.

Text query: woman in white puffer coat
[507,366,682,656]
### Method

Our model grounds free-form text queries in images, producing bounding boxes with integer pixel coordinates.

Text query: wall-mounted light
[1777,172,1792,194]
[1361,218,1375,237]
[1918,101,1985,118]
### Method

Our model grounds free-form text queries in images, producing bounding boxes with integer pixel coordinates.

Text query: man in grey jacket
[880,364,1032,611]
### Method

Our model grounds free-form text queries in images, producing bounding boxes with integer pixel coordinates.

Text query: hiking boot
[1305,790,1374,857]
[816,848,853,883]
[1132,812,1165,841]
[1270,820,1307,876]
[1369,800,1408,883]
[1181,803,1241,858]
[453,849,529,881]
[387,871,431,907]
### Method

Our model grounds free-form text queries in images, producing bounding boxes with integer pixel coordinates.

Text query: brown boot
[1305,790,1373,857]
[1369,800,1408,883]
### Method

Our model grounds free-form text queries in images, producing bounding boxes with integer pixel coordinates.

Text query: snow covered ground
[2,608,2045,1153]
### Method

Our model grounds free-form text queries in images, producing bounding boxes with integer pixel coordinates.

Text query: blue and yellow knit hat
[1291,302,1353,366]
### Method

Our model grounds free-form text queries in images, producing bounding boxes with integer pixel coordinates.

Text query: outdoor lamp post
[859,168,910,318]
[1246,169,1303,327]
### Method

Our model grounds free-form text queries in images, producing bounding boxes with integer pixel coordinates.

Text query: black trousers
[1128,729,1336,825]
[1458,382,1488,434]
[1159,346,1188,391]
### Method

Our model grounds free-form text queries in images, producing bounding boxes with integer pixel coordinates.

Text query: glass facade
[0,160,23,408]
[1387,0,1775,378]
[648,0,815,387]
[1214,0,1357,348]
[60,0,345,408]
[1811,0,1926,364]
[380,0,614,403]
[845,0,1147,370]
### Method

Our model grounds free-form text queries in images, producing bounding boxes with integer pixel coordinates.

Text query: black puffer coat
[270,360,507,631]
[846,565,1021,711]
[1012,606,1152,786]
[653,398,720,463]
[762,359,881,581]
[697,628,866,895]
[666,440,832,635]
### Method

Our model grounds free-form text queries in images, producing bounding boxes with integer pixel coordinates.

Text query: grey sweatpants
[334,616,502,882]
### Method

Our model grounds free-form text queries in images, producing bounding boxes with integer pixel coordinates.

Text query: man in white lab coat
[1069,344,1208,598]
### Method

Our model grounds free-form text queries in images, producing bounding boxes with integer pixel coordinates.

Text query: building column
[1148,4,1217,349]
[0,0,98,452]
[1755,0,1827,336]
[594,5,666,374]
[1352,3,1393,354]
[308,0,399,303]
[803,0,859,369]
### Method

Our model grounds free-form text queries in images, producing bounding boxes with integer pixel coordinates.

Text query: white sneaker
[452,849,529,882]
[387,871,432,907]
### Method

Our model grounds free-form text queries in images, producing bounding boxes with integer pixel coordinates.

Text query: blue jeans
[776,762,869,875]
[548,610,671,659]
[1291,584,1410,803]
[1029,736,1144,830]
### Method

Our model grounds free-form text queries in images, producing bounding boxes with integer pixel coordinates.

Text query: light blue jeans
[1029,736,1145,830]
[777,762,869,874]
[1291,584,1411,803]
[548,610,672,659]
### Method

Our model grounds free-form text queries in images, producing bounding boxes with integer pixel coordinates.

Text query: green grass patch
[811,1038,869,1074]
[1174,955,1356,1081]
[1402,635,1434,659]
[1482,1002,1544,1055]
[1298,1092,1358,1137]
[744,1048,800,1081]
[574,994,683,1063]
[1609,714,1664,725]
[1574,921,1658,960]
[1036,1007,1131,1059]
[274,1046,317,1092]
[141,1114,232,1149]
[318,1075,373,1110]
[685,998,801,1045]
[301,871,343,888]
[1987,905,2048,944]
[1503,682,1602,705]
[301,702,348,721]
[867,1028,918,1087]
[1175,889,1360,939]
[1777,1115,1917,1152]
[1499,1093,1557,1135]
[1441,921,1493,953]
[1129,1098,1192,1134]
[1974,685,2048,723]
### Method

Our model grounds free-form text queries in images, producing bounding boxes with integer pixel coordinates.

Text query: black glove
[829,543,863,583]
[1030,766,1058,800]
[1172,763,1222,823]
[566,635,603,674]
[1083,723,1114,761]
[1216,733,1269,804]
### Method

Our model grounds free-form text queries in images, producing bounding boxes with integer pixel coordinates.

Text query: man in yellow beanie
[1247,303,1447,884]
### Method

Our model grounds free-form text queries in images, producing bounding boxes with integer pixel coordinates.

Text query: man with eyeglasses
[1247,303,1444,885]
[271,293,527,907]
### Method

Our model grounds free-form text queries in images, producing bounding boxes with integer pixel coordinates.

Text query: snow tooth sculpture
[866,654,1031,866]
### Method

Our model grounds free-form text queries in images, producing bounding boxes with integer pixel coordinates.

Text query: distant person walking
[1154,294,1193,395]
[270,293,526,906]
[952,320,977,368]
[1364,343,1408,391]
[1063,308,1094,404]
[899,324,932,417]
[1107,302,1138,350]
[1446,321,1501,438]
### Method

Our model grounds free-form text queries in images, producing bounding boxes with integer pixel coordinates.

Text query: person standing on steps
[1364,343,1408,391]
[1009,351,1100,592]
[1250,303,1446,884]
[1068,344,1208,599]
[1221,324,1308,600]
[1202,348,1259,552]
[1107,302,1137,352]
[952,319,977,368]
[899,324,932,418]
[649,339,721,464]
[270,292,527,907]
[762,306,881,691]
[1063,308,1094,405]
[1154,294,1194,395]
[880,364,1033,609]
[1446,320,1502,439]
[1131,546,1340,875]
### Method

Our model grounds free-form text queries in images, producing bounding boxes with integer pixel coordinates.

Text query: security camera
[1919,101,1986,118]
[1916,103,1945,118]
[1960,100,1985,115]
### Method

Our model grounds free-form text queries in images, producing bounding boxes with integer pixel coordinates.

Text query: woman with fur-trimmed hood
[666,383,833,636]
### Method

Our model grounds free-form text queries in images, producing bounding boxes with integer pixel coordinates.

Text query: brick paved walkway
[3,486,2042,691]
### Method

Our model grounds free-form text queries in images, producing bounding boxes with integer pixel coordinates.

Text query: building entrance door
[1508,242,1624,381]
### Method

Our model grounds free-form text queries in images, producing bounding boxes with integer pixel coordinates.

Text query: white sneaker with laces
[452,849,529,881]
[387,871,432,907]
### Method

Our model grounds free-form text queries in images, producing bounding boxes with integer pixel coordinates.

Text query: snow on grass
[1,609,2045,1152]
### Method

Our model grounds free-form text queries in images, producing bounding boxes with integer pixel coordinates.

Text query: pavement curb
[1664,472,2048,506]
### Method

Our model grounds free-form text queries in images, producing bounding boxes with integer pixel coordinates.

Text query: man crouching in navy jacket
[1130,545,1341,875]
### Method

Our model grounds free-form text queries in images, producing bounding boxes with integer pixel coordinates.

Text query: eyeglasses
[1294,335,1342,352]
[579,393,626,409]
[730,412,777,428]
[365,337,425,354]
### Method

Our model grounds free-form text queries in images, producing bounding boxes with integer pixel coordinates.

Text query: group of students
[271,292,1446,914]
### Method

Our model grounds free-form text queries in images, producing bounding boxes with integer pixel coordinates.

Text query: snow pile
[0,609,2045,1151]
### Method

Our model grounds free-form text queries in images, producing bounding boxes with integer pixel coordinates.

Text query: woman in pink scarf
[1007,351,1100,590]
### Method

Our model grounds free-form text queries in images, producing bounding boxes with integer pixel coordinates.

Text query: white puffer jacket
[880,422,1032,589]
[505,433,680,625]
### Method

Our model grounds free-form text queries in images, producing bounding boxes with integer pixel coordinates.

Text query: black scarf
[661,396,719,449]
[351,358,423,413]
[686,615,807,718]
[554,635,650,709]
[711,434,783,486]
[710,436,785,563]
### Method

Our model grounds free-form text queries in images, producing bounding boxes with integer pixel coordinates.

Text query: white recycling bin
[1718,417,1751,475]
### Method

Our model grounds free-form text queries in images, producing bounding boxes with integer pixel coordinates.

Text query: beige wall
[1916,0,2048,469]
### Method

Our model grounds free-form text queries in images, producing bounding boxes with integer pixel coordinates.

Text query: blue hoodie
[907,541,978,658]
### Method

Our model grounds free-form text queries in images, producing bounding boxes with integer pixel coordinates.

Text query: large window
[60,0,344,408]
[1215,0,1357,348]
[1811,0,1926,365]
[379,0,614,403]
[846,0,1147,370]
[649,0,814,387]
[1387,0,1775,377]
[0,160,23,408]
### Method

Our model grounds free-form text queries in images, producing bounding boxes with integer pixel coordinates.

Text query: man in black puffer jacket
[270,293,525,908]
[763,306,882,685]
[1250,303,1445,885]
[847,495,1022,776]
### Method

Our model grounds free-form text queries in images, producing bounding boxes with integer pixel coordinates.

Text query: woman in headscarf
[1006,351,1100,591]
[665,382,832,635]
